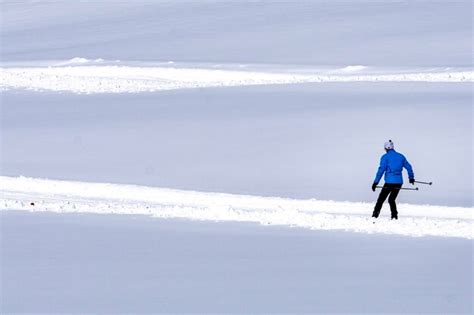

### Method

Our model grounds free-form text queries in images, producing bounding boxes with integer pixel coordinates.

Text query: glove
[409,178,415,185]
[372,183,378,192]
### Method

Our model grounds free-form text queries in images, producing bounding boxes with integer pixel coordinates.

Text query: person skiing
[372,140,414,220]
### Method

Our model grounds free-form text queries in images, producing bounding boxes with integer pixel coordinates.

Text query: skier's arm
[403,157,415,180]
[374,156,387,184]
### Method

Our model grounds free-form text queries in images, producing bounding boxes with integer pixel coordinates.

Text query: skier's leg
[388,184,402,219]
[372,185,391,218]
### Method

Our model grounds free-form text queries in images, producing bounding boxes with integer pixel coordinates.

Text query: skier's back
[372,140,414,220]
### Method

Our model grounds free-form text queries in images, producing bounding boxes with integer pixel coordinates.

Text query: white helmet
[384,140,394,150]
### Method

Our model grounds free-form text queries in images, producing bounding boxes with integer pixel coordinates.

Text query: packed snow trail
[1,60,472,93]
[0,176,471,239]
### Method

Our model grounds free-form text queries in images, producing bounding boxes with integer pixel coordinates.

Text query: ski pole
[414,180,432,185]
[376,186,418,191]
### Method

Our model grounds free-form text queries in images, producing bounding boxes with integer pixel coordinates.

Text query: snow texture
[3,84,472,207]
[2,211,472,314]
[1,176,471,239]
[1,61,472,93]
[2,1,472,67]
[1,1,473,313]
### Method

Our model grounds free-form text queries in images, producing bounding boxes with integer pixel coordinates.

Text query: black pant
[372,183,402,219]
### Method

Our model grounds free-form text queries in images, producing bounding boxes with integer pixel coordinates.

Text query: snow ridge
[1,176,471,239]
[1,62,472,93]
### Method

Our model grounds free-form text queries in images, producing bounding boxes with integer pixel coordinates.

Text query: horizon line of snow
[1,65,472,94]
[1,176,472,239]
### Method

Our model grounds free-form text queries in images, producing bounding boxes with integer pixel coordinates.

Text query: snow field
[1,176,471,239]
[1,61,472,93]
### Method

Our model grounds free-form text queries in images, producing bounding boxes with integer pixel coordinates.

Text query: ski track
[1,60,473,93]
[0,176,472,239]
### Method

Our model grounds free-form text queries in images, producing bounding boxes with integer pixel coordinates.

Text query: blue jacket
[374,149,414,184]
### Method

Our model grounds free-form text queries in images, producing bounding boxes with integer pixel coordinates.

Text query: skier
[371,140,414,220]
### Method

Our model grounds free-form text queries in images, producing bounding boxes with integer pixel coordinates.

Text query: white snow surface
[1,176,471,239]
[2,2,472,67]
[1,61,472,93]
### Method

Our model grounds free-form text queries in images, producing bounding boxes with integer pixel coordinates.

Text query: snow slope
[3,84,472,207]
[1,61,472,93]
[2,1,472,66]
[1,2,473,313]
[1,176,471,239]
[3,211,472,314]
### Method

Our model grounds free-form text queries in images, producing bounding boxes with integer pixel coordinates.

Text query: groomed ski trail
[1,176,471,239]
[1,60,472,93]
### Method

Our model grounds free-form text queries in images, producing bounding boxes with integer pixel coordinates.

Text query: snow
[2,211,472,313]
[1,176,472,239]
[55,57,106,66]
[1,62,472,93]
[1,1,473,312]
[2,84,471,207]
[1,1,472,66]
[339,65,368,72]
